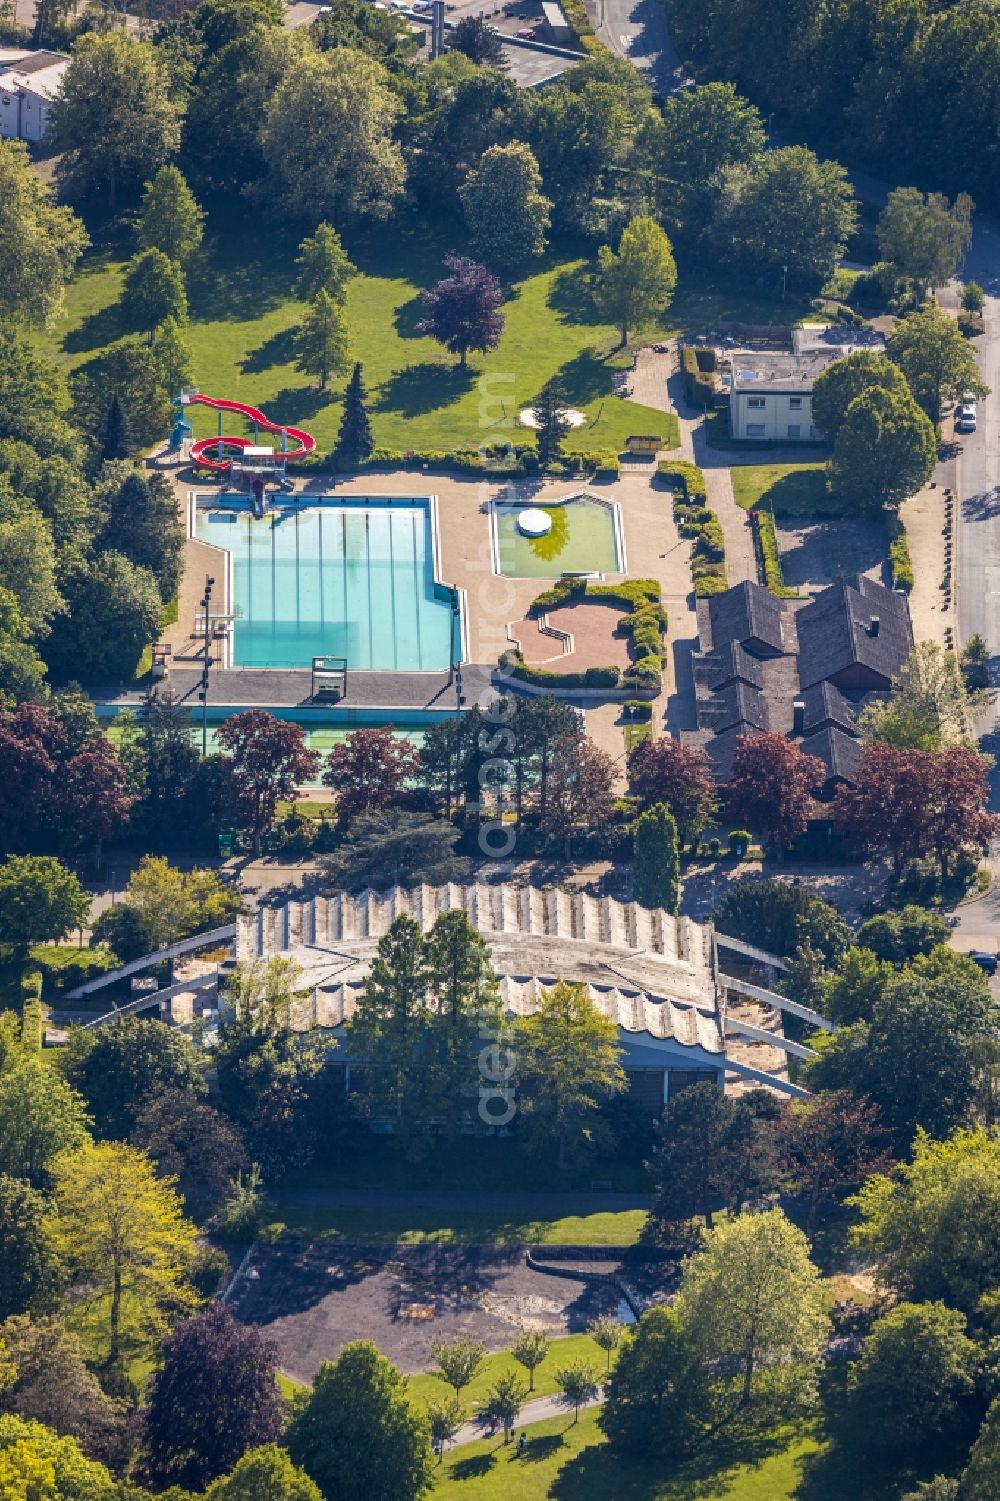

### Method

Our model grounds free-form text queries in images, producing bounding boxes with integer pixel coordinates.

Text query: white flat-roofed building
[0,50,69,143]
[728,326,885,442]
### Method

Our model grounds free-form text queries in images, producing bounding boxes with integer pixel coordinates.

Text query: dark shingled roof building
[688,574,912,794]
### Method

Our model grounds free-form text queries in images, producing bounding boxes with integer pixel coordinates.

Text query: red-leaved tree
[0,703,133,859]
[61,736,135,864]
[323,726,421,826]
[777,1090,893,1227]
[835,743,998,879]
[217,709,319,852]
[629,736,717,845]
[726,733,825,852]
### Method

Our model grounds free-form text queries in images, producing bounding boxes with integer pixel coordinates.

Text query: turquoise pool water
[195,499,457,670]
[494,497,621,578]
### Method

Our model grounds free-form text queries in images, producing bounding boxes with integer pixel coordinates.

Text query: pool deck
[96,663,495,712]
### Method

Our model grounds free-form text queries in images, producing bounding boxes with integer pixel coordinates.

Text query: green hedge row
[287,445,621,479]
[499,651,622,689]
[681,345,718,410]
[658,460,728,597]
[20,995,43,1049]
[888,517,915,592]
[753,510,799,598]
[526,576,666,683]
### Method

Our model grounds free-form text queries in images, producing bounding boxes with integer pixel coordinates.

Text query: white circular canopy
[516,507,553,537]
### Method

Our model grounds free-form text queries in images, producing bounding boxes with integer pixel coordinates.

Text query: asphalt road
[588,0,689,91]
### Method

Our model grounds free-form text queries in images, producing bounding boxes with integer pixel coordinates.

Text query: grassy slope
[262,1204,647,1245]
[431,1410,827,1500]
[729,463,832,516]
[43,235,678,456]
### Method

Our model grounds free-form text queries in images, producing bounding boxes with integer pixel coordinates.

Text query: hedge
[286,445,619,480]
[658,460,729,597]
[499,651,621,690]
[526,576,666,680]
[888,516,914,592]
[681,345,718,410]
[20,995,43,1049]
[752,510,799,598]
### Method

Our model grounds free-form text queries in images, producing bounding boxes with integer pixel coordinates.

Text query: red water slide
[185,392,316,471]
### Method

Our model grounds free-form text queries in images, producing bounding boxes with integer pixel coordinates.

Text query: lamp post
[782,264,789,300]
[199,574,215,757]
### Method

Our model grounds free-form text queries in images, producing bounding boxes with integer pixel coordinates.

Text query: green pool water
[494,497,621,577]
[194,499,457,670]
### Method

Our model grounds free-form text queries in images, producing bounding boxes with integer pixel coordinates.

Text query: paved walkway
[451,1392,604,1450]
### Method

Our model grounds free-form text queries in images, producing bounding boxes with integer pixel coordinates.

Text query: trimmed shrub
[657,459,707,502]
[752,510,798,598]
[888,517,914,592]
[681,345,717,409]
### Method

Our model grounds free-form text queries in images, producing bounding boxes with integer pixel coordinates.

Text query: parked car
[956,399,977,433]
[969,950,997,975]
[516,25,538,36]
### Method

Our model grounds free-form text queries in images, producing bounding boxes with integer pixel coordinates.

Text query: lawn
[42,218,680,457]
[408,1332,614,1415]
[262,1203,648,1246]
[730,463,834,517]
[430,1410,831,1500]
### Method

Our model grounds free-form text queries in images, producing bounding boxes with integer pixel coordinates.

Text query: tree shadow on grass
[240,326,300,374]
[373,361,474,419]
[448,1453,496,1481]
[393,292,429,341]
[547,263,603,327]
[522,1433,566,1464]
[63,301,129,355]
[548,348,616,408]
[550,1423,796,1501]
[186,236,297,323]
[262,384,339,427]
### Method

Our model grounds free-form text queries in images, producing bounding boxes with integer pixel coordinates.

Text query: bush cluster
[498,651,623,690]
[658,460,728,596]
[526,576,666,687]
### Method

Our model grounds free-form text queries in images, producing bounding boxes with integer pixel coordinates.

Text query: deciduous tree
[675,1208,828,1413]
[962,1397,1000,1501]
[130,1089,248,1213]
[594,215,677,346]
[92,856,243,959]
[217,709,320,852]
[417,256,504,368]
[430,1335,486,1403]
[45,552,163,684]
[262,50,405,222]
[859,641,979,750]
[485,1372,526,1442]
[515,980,626,1168]
[588,1314,623,1372]
[843,1301,980,1454]
[854,905,950,964]
[46,1141,199,1372]
[601,1308,707,1456]
[144,1303,284,1489]
[540,733,615,858]
[849,1127,1000,1313]
[0,856,89,955]
[48,34,182,209]
[322,726,420,825]
[510,1328,549,1392]
[888,303,989,424]
[0,1178,64,1319]
[286,1342,433,1501]
[449,15,506,66]
[726,733,825,852]
[98,470,185,601]
[830,385,936,512]
[811,349,914,442]
[0,140,88,328]
[555,1361,599,1422]
[721,146,857,289]
[67,1018,205,1141]
[877,187,973,301]
[629,736,716,845]
[206,1446,323,1501]
[778,1090,891,1225]
[0,1316,126,1467]
[136,165,205,265]
[459,142,551,270]
[714,875,849,964]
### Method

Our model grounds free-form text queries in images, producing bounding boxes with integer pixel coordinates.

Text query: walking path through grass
[409,1330,615,1419]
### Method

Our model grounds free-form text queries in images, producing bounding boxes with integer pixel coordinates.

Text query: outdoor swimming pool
[493,495,623,578]
[194,498,458,671]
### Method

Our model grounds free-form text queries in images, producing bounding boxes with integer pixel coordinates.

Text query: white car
[956,400,977,434]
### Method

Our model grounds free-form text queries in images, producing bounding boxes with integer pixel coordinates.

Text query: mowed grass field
[730,462,832,516]
[40,220,680,457]
[430,1411,831,1500]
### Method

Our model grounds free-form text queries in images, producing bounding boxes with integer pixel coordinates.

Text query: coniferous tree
[533,379,571,467]
[633,802,680,912]
[334,363,374,466]
[100,393,132,461]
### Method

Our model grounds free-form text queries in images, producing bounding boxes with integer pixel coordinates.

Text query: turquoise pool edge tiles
[192,495,462,672]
